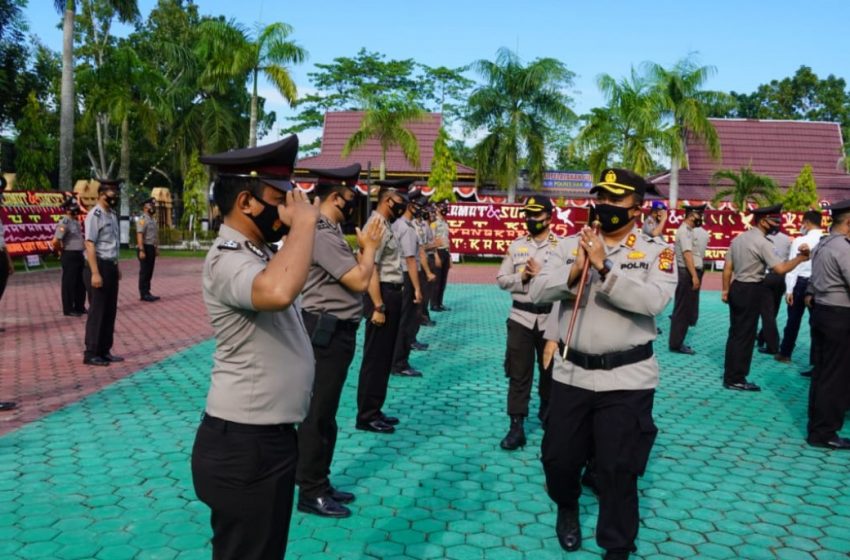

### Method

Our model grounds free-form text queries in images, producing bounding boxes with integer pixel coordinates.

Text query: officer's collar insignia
[219,239,240,250]
[245,240,268,260]
[625,233,637,248]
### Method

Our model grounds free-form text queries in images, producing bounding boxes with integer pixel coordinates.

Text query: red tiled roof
[295,111,477,177]
[652,119,850,202]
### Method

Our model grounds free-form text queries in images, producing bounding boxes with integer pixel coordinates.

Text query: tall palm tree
[571,68,665,180]
[341,96,426,180]
[197,19,307,147]
[466,48,575,201]
[711,166,781,210]
[53,0,139,188]
[646,57,731,207]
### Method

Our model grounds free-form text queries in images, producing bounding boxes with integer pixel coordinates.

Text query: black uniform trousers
[505,318,552,416]
[192,415,297,560]
[357,283,403,424]
[756,271,785,352]
[779,277,810,359]
[60,250,86,314]
[83,259,119,360]
[297,312,358,499]
[723,280,765,384]
[392,274,419,371]
[689,268,705,326]
[542,382,657,554]
[669,268,700,350]
[0,250,9,302]
[435,248,451,308]
[138,244,156,298]
[419,263,434,321]
[807,304,850,443]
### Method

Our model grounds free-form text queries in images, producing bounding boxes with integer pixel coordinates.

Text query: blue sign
[542,170,593,191]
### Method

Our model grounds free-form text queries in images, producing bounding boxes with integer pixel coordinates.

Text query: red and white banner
[0,191,84,257]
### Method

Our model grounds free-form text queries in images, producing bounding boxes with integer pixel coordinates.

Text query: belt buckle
[599,354,611,370]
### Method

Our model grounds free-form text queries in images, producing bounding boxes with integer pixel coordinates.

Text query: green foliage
[711,166,781,210]
[783,164,819,211]
[180,150,208,232]
[430,127,457,202]
[14,92,56,190]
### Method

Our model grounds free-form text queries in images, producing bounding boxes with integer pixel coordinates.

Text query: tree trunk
[59,7,75,190]
[669,155,680,209]
[119,115,130,183]
[507,183,516,203]
[380,148,386,180]
[249,69,258,148]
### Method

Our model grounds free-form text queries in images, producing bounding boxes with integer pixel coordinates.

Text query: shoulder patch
[218,239,240,250]
[245,240,269,261]
[138,219,146,227]
[658,248,674,273]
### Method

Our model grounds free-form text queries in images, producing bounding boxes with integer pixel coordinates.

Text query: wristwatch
[376,304,386,313]
[598,258,613,280]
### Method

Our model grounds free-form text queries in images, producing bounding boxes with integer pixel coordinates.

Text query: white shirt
[785,228,823,294]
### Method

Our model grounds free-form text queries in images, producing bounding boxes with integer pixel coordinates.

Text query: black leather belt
[380,282,403,291]
[557,341,653,370]
[512,301,553,314]
[202,413,294,433]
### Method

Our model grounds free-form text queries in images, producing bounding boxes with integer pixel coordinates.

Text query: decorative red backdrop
[0,191,84,257]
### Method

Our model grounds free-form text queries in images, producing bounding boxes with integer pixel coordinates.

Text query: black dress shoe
[604,552,630,560]
[391,368,423,377]
[141,294,160,302]
[83,356,111,366]
[410,341,429,351]
[807,436,850,450]
[297,496,351,518]
[723,381,761,392]
[757,347,777,355]
[102,353,125,363]
[0,402,17,412]
[670,345,695,355]
[379,412,400,425]
[355,419,395,433]
[555,506,581,551]
[330,487,355,504]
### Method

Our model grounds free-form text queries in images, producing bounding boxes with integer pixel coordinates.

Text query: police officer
[414,202,437,327]
[757,227,792,354]
[54,197,87,316]
[721,204,809,391]
[668,204,706,354]
[192,135,319,560]
[431,201,452,312]
[83,179,124,367]
[137,197,161,302]
[296,164,385,518]
[356,180,410,433]
[0,187,13,335]
[528,168,675,560]
[805,199,850,449]
[391,190,426,377]
[496,196,570,450]
[691,216,710,326]
[642,200,667,238]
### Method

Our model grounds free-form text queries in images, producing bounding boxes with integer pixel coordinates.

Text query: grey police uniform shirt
[530,227,677,391]
[301,215,362,322]
[674,223,696,270]
[137,213,158,246]
[54,215,85,251]
[84,205,120,260]
[642,215,660,237]
[420,220,436,255]
[693,226,709,269]
[497,232,572,330]
[202,224,315,424]
[370,212,404,284]
[807,233,850,308]
[393,216,420,273]
[725,227,781,283]
[767,231,792,263]
[435,217,450,249]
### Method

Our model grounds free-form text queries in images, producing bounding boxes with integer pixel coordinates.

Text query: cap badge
[605,170,617,183]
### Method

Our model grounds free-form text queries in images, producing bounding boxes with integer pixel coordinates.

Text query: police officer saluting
[296,164,385,518]
[136,197,161,302]
[721,204,809,391]
[356,181,409,433]
[529,169,676,560]
[668,204,706,354]
[83,179,124,366]
[805,199,850,449]
[53,196,87,316]
[497,196,569,450]
[191,136,319,560]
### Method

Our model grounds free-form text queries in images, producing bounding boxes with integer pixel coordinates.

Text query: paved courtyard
[1,261,849,559]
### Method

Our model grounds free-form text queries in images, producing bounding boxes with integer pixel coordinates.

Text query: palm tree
[571,68,665,180]
[711,166,781,210]
[341,96,426,180]
[646,57,732,207]
[466,48,575,202]
[53,0,139,189]
[197,19,307,147]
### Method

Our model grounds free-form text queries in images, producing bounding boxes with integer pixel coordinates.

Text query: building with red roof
[651,118,850,205]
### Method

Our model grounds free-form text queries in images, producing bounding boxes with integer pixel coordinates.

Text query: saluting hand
[579,226,605,270]
[523,257,541,281]
[356,219,384,252]
[277,190,320,227]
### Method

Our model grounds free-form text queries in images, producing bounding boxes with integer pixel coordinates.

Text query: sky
[21,0,850,145]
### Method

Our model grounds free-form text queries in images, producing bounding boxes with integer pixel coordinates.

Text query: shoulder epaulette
[218,240,240,250]
[245,240,269,261]
[316,220,335,232]
[93,208,102,217]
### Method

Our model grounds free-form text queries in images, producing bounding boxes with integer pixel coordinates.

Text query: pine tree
[783,164,819,211]
[429,127,457,202]
[14,92,55,191]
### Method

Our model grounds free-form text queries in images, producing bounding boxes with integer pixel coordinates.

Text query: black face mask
[526,217,549,236]
[105,195,119,209]
[251,196,288,243]
[337,194,357,222]
[389,200,407,221]
[594,203,634,233]
[766,224,780,236]
[693,217,703,228]
[70,208,80,216]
